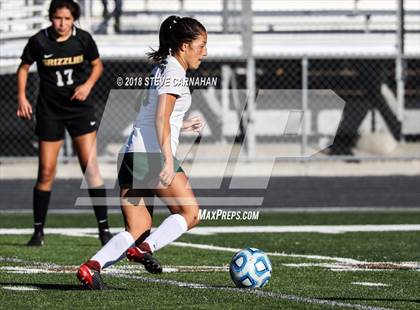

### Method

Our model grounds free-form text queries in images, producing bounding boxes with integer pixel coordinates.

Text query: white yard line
[0,257,62,268]
[283,262,420,272]
[0,264,229,275]
[2,286,39,291]
[171,243,420,270]
[352,282,390,287]
[2,225,418,265]
[171,241,364,264]
[187,225,420,235]
[0,262,391,310]
[1,224,419,237]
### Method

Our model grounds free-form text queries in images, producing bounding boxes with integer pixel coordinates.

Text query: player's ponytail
[148,15,206,63]
[48,0,81,21]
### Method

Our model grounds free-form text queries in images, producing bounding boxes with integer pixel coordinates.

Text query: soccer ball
[229,248,272,288]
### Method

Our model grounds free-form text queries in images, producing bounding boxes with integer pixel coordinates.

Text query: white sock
[91,231,134,269]
[144,214,188,252]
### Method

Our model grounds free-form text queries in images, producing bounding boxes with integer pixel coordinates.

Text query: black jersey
[21,26,100,119]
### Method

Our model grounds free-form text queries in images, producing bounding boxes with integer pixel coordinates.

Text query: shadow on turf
[0,243,27,247]
[0,282,125,291]
[318,297,420,304]
[0,242,100,248]
[0,233,104,247]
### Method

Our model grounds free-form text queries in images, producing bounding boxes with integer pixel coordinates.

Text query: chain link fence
[1,0,419,160]
[1,57,419,159]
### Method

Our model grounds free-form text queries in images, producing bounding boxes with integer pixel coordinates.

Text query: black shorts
[35,113,98,141]
[118,152,184,189]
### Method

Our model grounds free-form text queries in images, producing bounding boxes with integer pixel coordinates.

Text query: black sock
[88,186,109,231]
[135,229,151,247]
[33,187,51,235]
[134,204,153,246]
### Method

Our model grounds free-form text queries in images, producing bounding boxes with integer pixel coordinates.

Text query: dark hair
[48,0,81,21]
[148,15,206,63]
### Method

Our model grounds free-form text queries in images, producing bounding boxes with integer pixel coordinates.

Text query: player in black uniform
[16,0,112,246]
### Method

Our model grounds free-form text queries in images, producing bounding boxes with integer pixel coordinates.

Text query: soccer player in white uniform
[77,15,207,289]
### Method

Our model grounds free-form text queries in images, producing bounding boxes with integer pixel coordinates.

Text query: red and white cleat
[76,260,107,290]
[126,242,162,274]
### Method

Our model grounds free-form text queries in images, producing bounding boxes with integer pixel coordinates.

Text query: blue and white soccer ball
[229,248,272,288]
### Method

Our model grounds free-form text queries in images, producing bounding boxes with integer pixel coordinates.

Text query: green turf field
[0,212,419,309]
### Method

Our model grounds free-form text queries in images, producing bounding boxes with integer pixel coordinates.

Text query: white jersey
[122,56,191,156]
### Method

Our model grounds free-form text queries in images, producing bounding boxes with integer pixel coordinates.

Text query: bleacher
[1,0,419,73]
[0,0,50,40]
[1,0,419,38]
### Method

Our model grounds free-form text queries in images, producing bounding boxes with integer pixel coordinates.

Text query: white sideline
[1,224,419,237]
[171,242,364,264]
[352,282,390,287]
[1,225,419,265]
[0,265,229,275]
[0,261,391,310]
[2,286,39,291]
[187,224,420,235]
[283,262,420,272]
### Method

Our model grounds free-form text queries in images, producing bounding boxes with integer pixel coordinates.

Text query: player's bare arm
[71,58,103,101]
[16,63,33,119]
[156,93,176,186]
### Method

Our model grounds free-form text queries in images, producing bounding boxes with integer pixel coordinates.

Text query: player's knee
[38,166,56,185]
[191,212,200,228]
[184,206,200,229]
[83,167,102,186]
